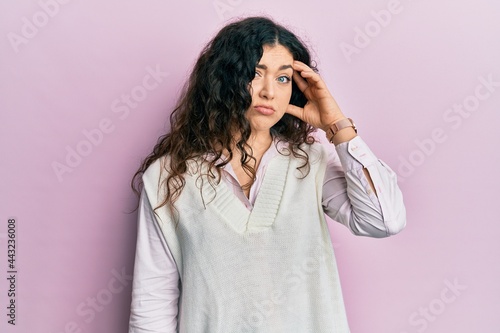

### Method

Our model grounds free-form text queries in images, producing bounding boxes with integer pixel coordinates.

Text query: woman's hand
[286,61,346,131]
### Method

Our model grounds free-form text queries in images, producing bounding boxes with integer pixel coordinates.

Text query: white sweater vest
[143,142,351,332]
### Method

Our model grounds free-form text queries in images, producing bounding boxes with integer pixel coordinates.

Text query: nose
[259,77,274,100]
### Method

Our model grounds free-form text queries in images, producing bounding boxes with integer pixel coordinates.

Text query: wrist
[331,127,357,145]
[325,117,357,144]
[321,113,347,132]
[321,117,344,132]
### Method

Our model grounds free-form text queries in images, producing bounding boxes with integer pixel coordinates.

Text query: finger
[299,69,324,85]
[292,60,315,82]
[292,70,309,92]
[293,60,326,89]
[293,60,312,72]
[285,104,304,120]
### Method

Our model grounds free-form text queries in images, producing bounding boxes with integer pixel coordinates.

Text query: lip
[254,105,275,115]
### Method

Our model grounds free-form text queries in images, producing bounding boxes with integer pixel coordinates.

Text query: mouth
[254,105,275,115]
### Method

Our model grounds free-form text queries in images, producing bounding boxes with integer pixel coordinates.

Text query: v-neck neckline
[222,139,281,208]
[199,152,291,234]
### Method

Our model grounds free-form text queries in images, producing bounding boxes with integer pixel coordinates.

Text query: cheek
[279,87,293,107]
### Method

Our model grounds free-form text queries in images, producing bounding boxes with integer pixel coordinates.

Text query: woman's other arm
[129,189,180,333]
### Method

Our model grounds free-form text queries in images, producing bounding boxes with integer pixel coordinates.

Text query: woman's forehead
[258,44,294,68]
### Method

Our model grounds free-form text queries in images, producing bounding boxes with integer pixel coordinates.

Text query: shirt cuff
[335,136,379,171]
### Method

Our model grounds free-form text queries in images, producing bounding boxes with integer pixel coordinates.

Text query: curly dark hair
[130,16,318,223]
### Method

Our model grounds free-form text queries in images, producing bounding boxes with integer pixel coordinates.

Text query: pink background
[1,0,499,332]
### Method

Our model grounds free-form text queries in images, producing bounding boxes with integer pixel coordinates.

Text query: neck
[225,129,273,155]
[246,130,273,153]
[226,130,273,198]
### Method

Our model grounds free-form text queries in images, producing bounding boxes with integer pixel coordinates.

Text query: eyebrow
[256,64,293,71]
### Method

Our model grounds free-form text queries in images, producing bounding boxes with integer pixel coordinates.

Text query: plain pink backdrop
[1,0,499,332]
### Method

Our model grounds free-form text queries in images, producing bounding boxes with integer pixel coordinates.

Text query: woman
[129,16,406,333]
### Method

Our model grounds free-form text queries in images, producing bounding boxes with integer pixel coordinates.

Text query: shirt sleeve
[322,135,406,237]
[129,188,180,333]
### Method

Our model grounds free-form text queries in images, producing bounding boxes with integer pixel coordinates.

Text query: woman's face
[245,44,294,135]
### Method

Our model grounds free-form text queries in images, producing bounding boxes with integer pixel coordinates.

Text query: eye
[254,71,262,78]
[277,75,291,84]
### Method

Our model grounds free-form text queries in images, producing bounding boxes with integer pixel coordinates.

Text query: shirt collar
[202,135,289,168]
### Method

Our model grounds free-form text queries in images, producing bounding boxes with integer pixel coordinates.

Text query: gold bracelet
[325,118,357,143]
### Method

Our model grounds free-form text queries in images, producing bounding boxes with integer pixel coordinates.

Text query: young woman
[129,16,406,333]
